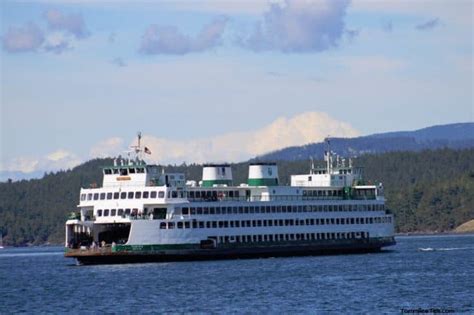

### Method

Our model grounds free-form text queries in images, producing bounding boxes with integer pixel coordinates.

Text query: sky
[0,0,473,177]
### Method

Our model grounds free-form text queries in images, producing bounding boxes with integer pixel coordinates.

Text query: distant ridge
[368,123,474,141]
[255,122,474,161]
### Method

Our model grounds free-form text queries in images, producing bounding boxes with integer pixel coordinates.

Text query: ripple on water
[0,236,473,313]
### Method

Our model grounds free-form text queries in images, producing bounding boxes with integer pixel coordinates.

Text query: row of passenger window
[188,190,240,199]
[81,190,185,201]
[187,189,349,199]
[104,167,145,175]
[96,208,131,217]
[81,189,364,202]
[180,203,385,215]
[215,231,368,244]
[159,216,392,229]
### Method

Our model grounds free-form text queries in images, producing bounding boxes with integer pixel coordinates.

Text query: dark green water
[1,235,473,313]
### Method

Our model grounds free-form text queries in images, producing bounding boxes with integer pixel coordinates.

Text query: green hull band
[113,244,198,252]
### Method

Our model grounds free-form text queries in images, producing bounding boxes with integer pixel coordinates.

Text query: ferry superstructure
[65,134,395,264]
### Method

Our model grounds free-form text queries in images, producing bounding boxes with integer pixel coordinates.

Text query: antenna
[324,136,331,174]
[137,132,142,153]
[129,131,144,162]
[310,156,315,174]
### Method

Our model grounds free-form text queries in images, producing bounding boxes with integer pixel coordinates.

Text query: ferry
[65,133,395,265]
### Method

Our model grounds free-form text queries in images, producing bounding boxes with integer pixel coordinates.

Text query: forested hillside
[0,158,112,246]
[0,149,473,246]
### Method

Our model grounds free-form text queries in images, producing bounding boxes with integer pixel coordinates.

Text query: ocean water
[0,235,473,314]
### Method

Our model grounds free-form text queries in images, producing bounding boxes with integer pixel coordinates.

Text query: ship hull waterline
[65,237,396,265]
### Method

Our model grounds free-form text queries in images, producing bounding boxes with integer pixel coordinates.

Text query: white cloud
[1,22,44,53]
[42,149,82,170]
[1,149,81,173]
[2,9,90,54]
[43,32,72,54]
[139,111,359,164]
[2,156,40,173]
[89,137,125,158]
[241,0,352,52]
[44,9,89,39]
[46,149,72,161]
[139,16,228,55]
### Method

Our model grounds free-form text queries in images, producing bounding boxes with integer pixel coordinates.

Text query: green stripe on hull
[201,179,233,187]
[247,178,278,186]
[113,244,199,252]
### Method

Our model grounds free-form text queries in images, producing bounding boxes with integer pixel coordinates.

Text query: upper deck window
[135,191,142,199]
[150,191,157,198]
[93,193,99,200]
[104,169,112,175]
[136,168,145,173]
[100,193,106,200]
[143,191,149,198]
[113,192,119,199]
[128,192,134,199]
[107,193,112,200]
[129,168,136,174]
[158,191,164,198]
[120,192,126,199]
[113,169,119,174]
[120,168,128,176]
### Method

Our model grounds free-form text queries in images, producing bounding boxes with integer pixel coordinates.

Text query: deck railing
[186,195,376,202]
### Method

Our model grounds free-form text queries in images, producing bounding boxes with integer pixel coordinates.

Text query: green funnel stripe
[247,178,279,186]
[201,179,233,187]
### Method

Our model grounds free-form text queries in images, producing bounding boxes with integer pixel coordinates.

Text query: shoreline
[3,231,474,248]
[395,231,474,237]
